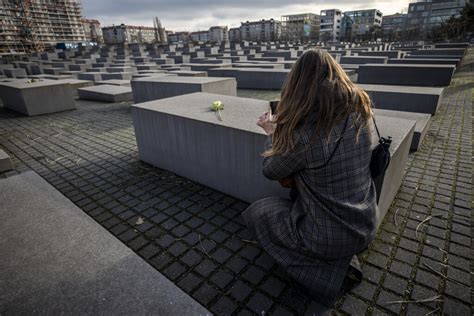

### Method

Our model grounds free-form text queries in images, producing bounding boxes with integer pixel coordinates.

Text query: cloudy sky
[81,0,411,32]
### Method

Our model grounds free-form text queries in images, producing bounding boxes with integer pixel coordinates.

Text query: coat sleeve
[262,136,306,181]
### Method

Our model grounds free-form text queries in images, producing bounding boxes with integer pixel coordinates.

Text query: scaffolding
[0,0,86,53]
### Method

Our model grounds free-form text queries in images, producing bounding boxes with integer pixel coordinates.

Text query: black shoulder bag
[370,117,392,179]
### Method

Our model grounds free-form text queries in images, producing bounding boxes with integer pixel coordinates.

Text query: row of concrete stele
[0,42,468,227]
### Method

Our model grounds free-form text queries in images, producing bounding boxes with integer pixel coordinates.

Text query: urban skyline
[81,0,411,32]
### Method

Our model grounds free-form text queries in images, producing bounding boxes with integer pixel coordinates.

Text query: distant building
[319,9,342,42]
[342,9,383,39]
[229,27,241,42]
[82,18,102,44]
[209,26,229,42]
[281,13,320,42]
[241,19,281,42]
[190,30,209,42]
[382,13,407,37]
[0,0,86,53]
[102,24,155,45]
[168,31,190,43]
[406,0,467,36]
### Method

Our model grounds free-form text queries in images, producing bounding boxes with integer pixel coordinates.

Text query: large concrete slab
[358,83,444,115]
[61,79,94,97]
[371,115,415,225]
[78,72,103,81]
[78,84,133,103]
[168,70,208,77]
[358,64,455,87]
[207,68,290,90]
[132,92,415,226]
[409,48,465,58]
[0,171,210,315]
[131,76,237,103]
[95,79,131,86]
[388,58,459,66]
[0,79,75,116]
[132,93,288,202]
[4,68,27,78]
[340,56,388,64]
[374,109,430,151]
[0,149,13,172]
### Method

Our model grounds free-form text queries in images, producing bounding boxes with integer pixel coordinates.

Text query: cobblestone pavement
[0,49,472,315]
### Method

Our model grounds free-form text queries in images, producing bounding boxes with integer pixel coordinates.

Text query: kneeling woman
[243,49,378,305]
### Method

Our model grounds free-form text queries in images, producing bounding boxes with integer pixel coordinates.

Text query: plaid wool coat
[243,115,378,305]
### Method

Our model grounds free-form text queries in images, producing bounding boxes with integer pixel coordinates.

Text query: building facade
[342,9,383,38]
[168,31,190,43]
[102,24,155,45]
[241,19,281,42]
[0,0,86,53]
[209,26,228,42]
[281,13,320,42]
[406,0,467,35]
[229,27,241,42]
[319,9,342,42]
[381,13,407,38]
[190,30,209,42]
[82,18,102,44]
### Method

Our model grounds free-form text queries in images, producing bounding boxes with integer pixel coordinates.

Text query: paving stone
[444,281,470,304]
[128,235,149,250]
[210,270,234,289]
[366,252,390,269]
[180,249,204,267]
[247,292,274,314]
[199,243,226,264]
[168,241,187,257]
[177,272,202,292]
[362,264,384,284]
[211,296,238,315]
[156,234,175,248]
[138,242,161,259]
[383,274,408,295]
[443,298,471,315]
[150,252,173,270]
[227,257,248,274]
[242,265,267,285]
[376,290,402,314]
[389,260,413,278]
[447,254,470,272]
[261,276,287,298]
[272,305,295,316]
[394,248,417,265]
[239,245,262,261]
[415,269,441,289]
[340,295,368,315]
[117,229,140,242]
[229,280,252,302]
[405,304,432,315]
[350,280,376,301]
[195,259,218,277]
[193,283,219,306]
[162,261,187,281]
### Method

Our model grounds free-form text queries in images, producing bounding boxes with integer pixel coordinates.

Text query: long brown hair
[265,49,373,157]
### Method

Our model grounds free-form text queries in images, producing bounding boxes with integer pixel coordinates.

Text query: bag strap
[312,115,350,170]
[372,116,381,140]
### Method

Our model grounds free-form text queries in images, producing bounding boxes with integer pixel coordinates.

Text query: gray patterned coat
[243,115,378,305]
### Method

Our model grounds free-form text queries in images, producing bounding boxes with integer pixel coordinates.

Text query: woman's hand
[257,111,277,135]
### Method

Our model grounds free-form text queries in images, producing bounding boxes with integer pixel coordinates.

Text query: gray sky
[81,0,410,32]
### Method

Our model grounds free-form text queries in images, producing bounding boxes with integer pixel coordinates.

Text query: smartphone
[269,100,280,115]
